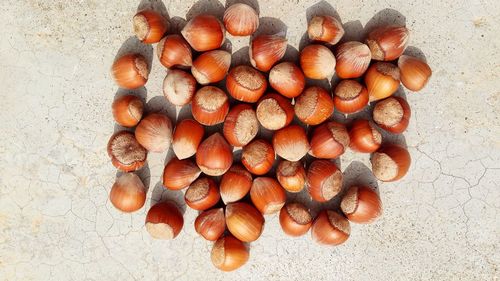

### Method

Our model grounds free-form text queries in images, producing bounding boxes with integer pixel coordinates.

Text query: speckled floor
[1,0,499,280]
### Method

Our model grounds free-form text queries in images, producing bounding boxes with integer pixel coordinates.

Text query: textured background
[1,0,499,280]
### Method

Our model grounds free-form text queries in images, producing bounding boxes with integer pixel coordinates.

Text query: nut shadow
[113,86,148,103]
[404,46,428,62]
[113,124,135,134]
[340,20,364,43]
[145,96,177,123]
[204,123,225,136]
[150,181,187,215]
[378,127,408,149]
[169,16,188,34]
[257,127,273,143]
[364,8,407,37]
[177,104,194,122]
[220,38,233,53]
[163,146,177,166]
[252,17,287,38]
[286,186,316,217]
[224,0,260,14]
[329,73,341,93]
[341,161,379,190]
[137,0,169,20]
[232,149,243,164]
[136,163,152,192]
[231,46,250,67]
[215,77,229,97]
[301,153,315,169]
[304,78,331,92]
[114,162,152,193]
[186,0,225,20]
[298,32,310,53]
[283,45,299,64]
[305,0,341,23]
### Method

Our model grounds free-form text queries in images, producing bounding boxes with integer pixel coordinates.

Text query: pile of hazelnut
[108,3,431,272]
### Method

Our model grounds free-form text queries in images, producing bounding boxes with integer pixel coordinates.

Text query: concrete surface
[1,0,499,280]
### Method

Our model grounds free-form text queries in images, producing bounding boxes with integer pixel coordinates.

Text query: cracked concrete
[1,0,499,280]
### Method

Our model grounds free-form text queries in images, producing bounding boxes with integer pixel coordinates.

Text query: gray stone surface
[1,0,499,280]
